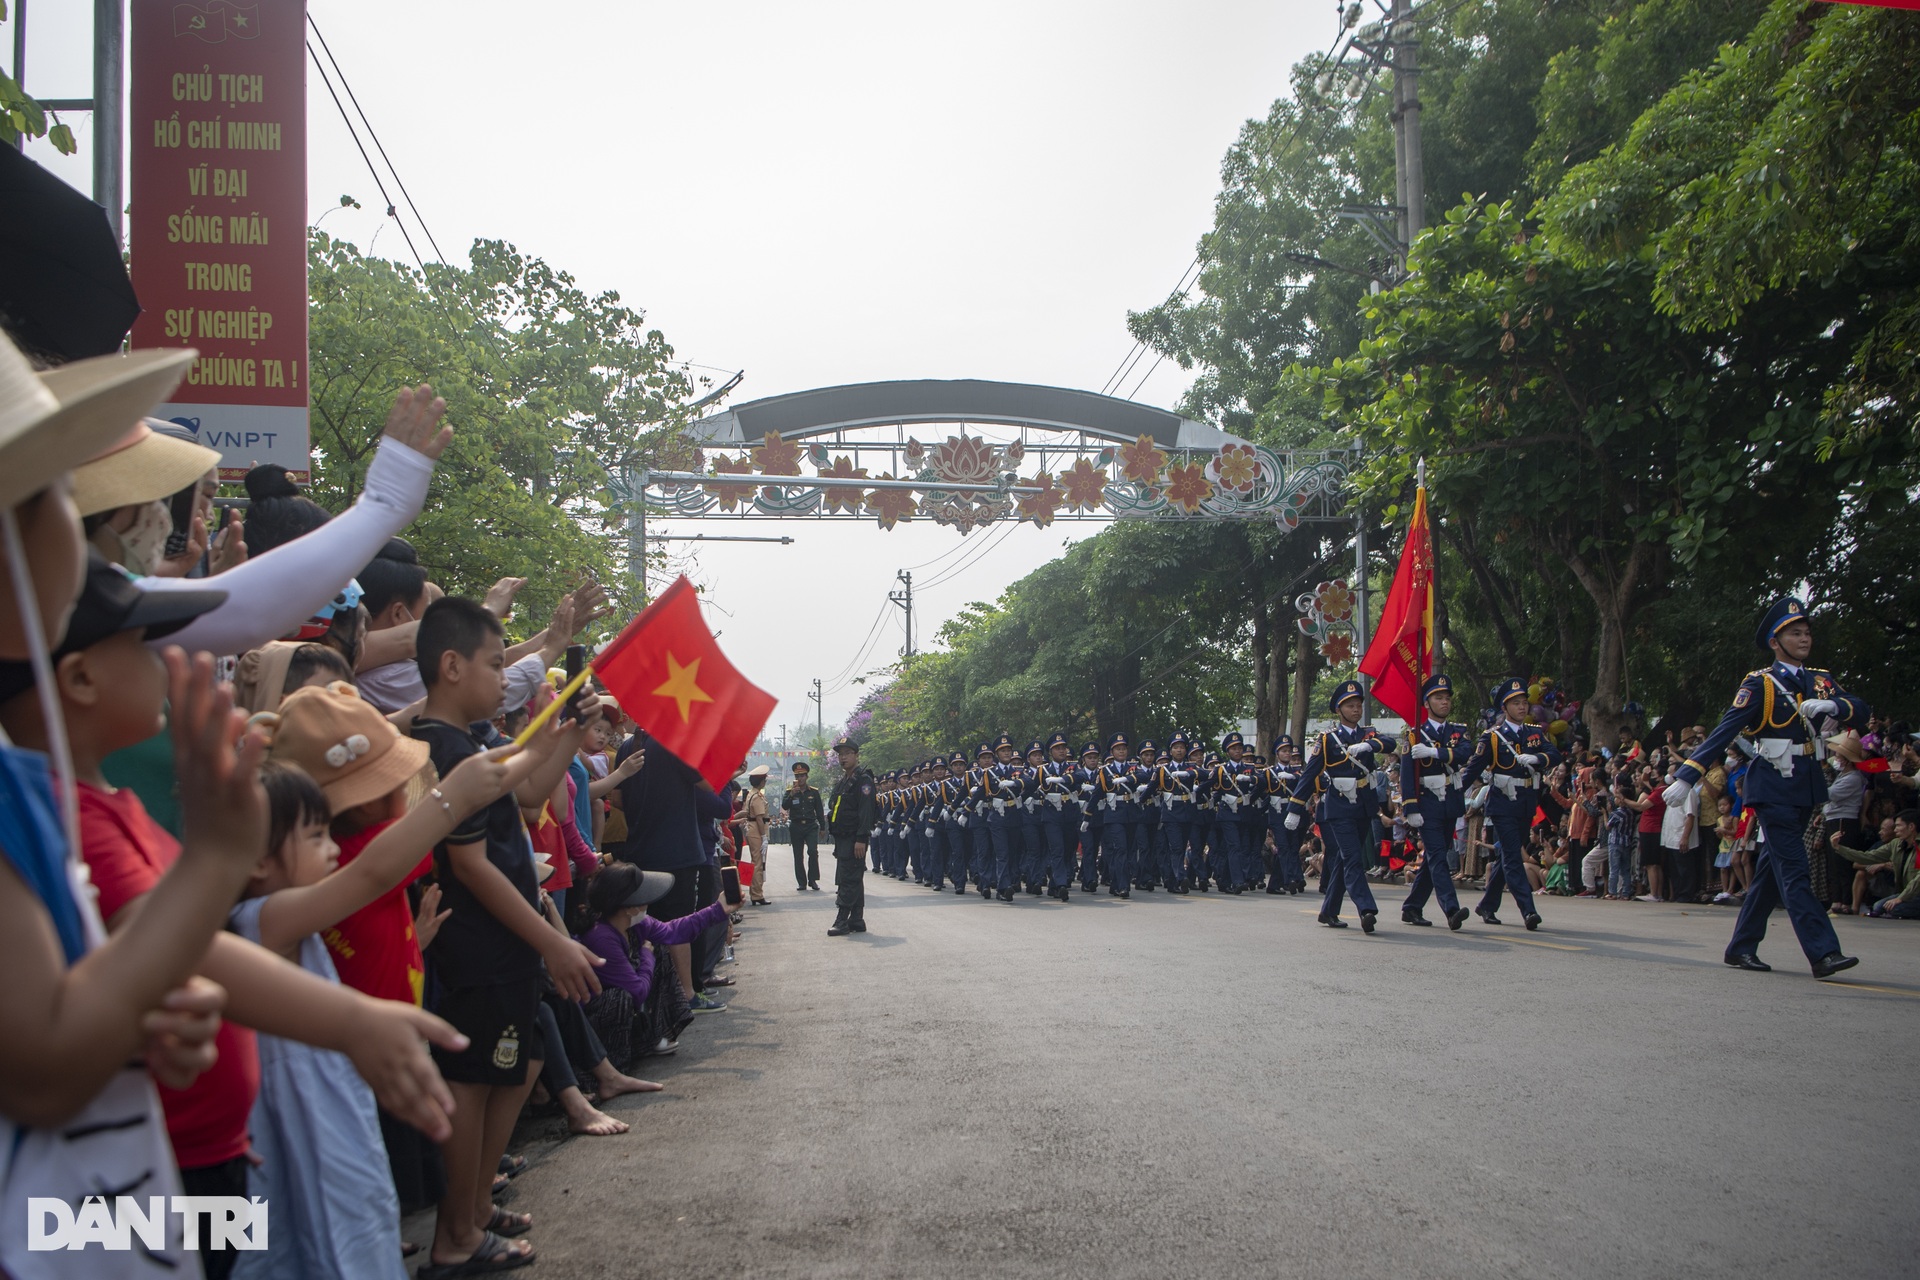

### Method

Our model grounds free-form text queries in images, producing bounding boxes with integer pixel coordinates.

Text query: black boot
[827,914,850,937]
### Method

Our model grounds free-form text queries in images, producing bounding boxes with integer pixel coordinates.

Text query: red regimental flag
[1358,483,1435,724]
[593,576,777,789]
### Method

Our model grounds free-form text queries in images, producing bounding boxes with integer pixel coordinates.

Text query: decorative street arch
[625,379,1351,535]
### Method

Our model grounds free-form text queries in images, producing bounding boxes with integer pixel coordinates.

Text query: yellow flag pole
[512,664,596,748]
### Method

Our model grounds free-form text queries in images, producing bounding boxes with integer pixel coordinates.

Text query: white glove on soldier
[1411,742,1438,761]
[1347,741,1373,756]
[1518,753,1541,767]
[1800,698,1839,719]
[1284,813,1302,831]
[1406,812,1424,828]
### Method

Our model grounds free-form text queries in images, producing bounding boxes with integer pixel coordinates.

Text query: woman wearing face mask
[73,420,223,578]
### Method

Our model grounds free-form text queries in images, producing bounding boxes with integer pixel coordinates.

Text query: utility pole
[809,678,824,748]
[1390,0,1424,252]
[889,570,914,657]
[94,0,124,241]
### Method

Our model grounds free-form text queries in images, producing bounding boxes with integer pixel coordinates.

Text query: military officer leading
[1398,673,1473,930]
[1669,597,1864,979]
[826,737,878,937]
[1288,681,1389,931]
[1460,678,1558,931]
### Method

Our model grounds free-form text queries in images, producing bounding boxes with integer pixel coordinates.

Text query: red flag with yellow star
[592,576,776,789]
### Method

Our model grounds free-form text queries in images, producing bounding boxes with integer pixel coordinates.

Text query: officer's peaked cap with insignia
[1167,731,1190,748]
[1138,738,1158,754]
[1328,679,1364,713]
[1221,731,1244,750]
[993,732,1014,750]
[947,752,966,766]
[1491,677,1528,708]
[1757,596,1810,650]
[1271,734,1294,753]
[832,735,859,752]
[1025,740,1045,757]
[1046,731,1070,749]
[1107,731,1130,749]
[975,742,994,759]
[1080,742,1102,758]
[1421,673,1453,700]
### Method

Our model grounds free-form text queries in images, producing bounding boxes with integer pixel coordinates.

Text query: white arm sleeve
[502,654,551,712]
[141,437,435,657]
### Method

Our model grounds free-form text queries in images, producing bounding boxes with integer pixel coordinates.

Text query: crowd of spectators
[0,325,767,1278]
[1346,717,1920,921]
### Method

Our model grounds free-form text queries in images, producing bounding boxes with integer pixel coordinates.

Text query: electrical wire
[824,612,900,696]
[306,43,432,281]
[918,517,1022,591]
[307,16,446,264]
[820,599,892,689]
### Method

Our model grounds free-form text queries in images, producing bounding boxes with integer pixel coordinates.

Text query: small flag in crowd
[1358,472,1436,724]
[593,576,778,789]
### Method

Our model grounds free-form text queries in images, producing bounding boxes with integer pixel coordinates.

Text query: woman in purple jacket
[577,865,728,1063]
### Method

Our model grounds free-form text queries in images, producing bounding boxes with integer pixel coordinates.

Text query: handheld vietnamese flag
[590,576,777,790]
[1358,473,1436,724]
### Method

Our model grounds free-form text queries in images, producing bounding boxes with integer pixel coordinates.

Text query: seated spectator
[1832,810,1920,919]
[577,864,726,1063]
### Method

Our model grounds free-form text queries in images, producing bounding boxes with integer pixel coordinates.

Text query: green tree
[306,230,700,635]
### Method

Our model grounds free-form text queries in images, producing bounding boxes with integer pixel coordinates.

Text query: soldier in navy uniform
[1098,733,1142,898]
[1263,736,1304,894]
[1461,678,1558,931]
[1075,743,1105,892]
[967,743,996,899]
[1671,597,1866,979]
[1133,740,1161,890]
[1034,733,1077,901]
[1399,673,1473,930]
[1211,733,1258,894]
[1156,733,1201,894]
[984,733,1025,902]
[1288,680,1389,931]
[1014,740,1046,895]
[939,752,970,895]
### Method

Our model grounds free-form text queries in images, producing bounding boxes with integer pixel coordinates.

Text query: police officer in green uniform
[827,736,878,937]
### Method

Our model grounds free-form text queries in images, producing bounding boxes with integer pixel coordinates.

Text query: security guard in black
[827,736,878,936]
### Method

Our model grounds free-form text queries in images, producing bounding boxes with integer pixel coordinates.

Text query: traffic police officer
[1399,673,1473,930]
[827,736,878,936]
[1460,678,1558,931]
[1288,680,1389,931]
[1670,597,1865,978]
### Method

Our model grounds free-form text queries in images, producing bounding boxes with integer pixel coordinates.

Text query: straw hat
[71,417,221,517]
[0,332,199,510]
[1826,731,1866,765]
[263,679,432,811]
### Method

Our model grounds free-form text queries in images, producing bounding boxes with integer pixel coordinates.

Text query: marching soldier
[1135,740,1162,890]
[826,737,878,937]
[967,743,996,899]
[1099,733,1143,898]
[1193,749,1218,891]
[1399,674,1473,930]
[1460,678,1559,931]
[940,751,971,895]
[1212,733,1259,894]
[1157,733,1202,894]
[1288,680,1389,932]
[985,733,1025,902]
[1019,740,1050,895]
[1037,733,1079,901]
[1263,736,1304,894]
[1076,742,1105,892]
[1669,597,1865,979]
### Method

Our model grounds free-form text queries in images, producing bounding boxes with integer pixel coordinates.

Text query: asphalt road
[435,864,1920,1279]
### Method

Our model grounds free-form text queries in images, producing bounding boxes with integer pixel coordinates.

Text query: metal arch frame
[617,378,1355,536]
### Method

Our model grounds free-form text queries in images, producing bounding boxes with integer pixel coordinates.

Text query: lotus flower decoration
[928,435,1000,486]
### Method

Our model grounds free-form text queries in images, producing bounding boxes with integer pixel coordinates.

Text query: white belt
[1222,794,1242,811]
[1420,772,1449,799]
[1754,736,1801,777]
[1047,793,1065,810]
[1330,777,1360,802]
[1491,774,1523,800]
[992,798,1007,814]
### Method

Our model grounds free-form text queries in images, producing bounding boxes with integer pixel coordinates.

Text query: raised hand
[343,998,467,1142]
[383,383,452,460]
[208,507,247,575]
[440,743,520,816]
[483,576,528,621]
[412,883,451,951]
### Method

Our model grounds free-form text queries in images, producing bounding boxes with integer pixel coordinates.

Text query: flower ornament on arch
[1162,461,1214,515]
[1059,457,1108,512]
[1210,442,1259,494]
[1115,434,1168,486]
[753,432,804,477]
[704,455,759,511]
[1016,472,1065,528]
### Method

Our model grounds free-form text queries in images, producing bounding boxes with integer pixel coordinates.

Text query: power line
[824,611,899,696]
[306,16,446,264]
[919,518,1022,591]
[305,42,432,281]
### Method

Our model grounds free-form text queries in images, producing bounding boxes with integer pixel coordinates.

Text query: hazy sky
[12,0,1333,738]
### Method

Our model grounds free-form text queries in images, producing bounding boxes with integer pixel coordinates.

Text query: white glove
[1134,786,1149,799]
[925,827,936,839]
[1347,741,1373,756]
[1407,812,1424,829]
[1800,698,1838,718]
[1518,753,1540,767]
[1662,779,1690,808]
[1411,742,1438,761]
[1284,813,1301,831]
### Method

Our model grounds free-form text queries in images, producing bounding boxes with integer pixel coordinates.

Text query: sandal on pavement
[417,1230,533,1278]
[497,1154,527,1179]
[485,1207,532,1238]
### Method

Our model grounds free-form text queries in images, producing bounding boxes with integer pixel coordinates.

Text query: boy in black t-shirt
[410,597,606,1274]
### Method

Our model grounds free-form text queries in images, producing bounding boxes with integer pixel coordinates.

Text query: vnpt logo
[28,1196,268,1251]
